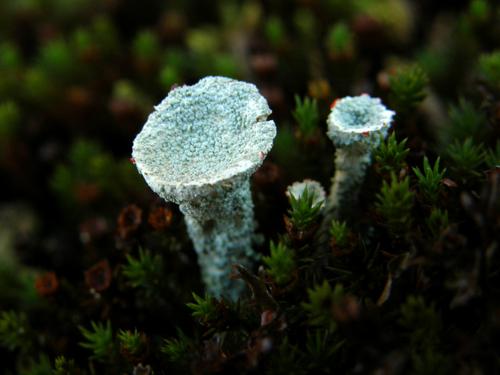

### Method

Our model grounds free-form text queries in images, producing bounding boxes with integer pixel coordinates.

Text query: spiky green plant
[374,132,409,174]
[0,311,30,351]
[447,99,487,143]
[37,38,78,82]
[117,328,145,358]
[79,321,114,362]
[132,30,160,62]
[426,208,449,239]
[329,220,349,248]
[293,95,319,139]
[376,174,414,235]
[265,17,285,46]
[53,356,80,375]
[486,141,500,168]
[263,241,296,285]
[446,138,486,180]
[186,292,218,324]
[288,187,323,231]
[325,22,354,58]
[161,329,191,365]
[389,64,428,112]
[478,50,500,87]
[412,157,446,204]
[468,0,490,22]
[122,248,163,290]
[302,281,343,329]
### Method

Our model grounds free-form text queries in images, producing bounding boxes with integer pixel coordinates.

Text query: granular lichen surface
[327,95,395,147]
[132,76,276,202]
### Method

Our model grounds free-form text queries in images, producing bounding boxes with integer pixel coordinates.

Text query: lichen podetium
[321,95,395,231]
[132,76,276,300]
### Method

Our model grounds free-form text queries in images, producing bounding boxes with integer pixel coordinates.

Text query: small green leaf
[263,241,296,285]
[412,157,446,204]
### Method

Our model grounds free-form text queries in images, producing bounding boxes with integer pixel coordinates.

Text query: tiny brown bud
[148,206,173,231]
[35,272,59,296]
[84,260,112,292]
[117,204,143,239]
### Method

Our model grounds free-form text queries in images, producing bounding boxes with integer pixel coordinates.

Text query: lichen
[132,76,276,299]
[322,95,394,228]
[327,95,394,148]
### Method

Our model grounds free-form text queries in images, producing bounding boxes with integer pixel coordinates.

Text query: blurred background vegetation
[0,0,499,374]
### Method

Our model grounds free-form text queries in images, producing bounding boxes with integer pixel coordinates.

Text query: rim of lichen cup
[327,94,395,149]
[132,76,277,203]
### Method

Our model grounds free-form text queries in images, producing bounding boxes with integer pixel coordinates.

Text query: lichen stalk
[180,177,256,300]
[324,144,371,222]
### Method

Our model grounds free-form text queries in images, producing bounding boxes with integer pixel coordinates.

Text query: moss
[1,1,500,374]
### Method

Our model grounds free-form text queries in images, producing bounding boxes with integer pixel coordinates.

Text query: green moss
[374,132,409,174]
[0,311,31,351]
[302,281,344,329]
[446,138,486,180]
[132,30,161,61]
[389,64,428,113]
[79,321,114,363]
[478,50,500,88]
[123,249,163,291]
[325,23,354,58]
[329,220,349,248]
[186,292,218,324]
[412,157,446,204]
[263,241,296,285]
[376,174,414,235]
[293,95,319,139]
[288,186,323,231]
[446,98,488,144]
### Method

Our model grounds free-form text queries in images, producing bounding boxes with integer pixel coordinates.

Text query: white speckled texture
[286,179,326,208]
[132,76,276,300]
[327,95,395,149]
[322,95,394,227]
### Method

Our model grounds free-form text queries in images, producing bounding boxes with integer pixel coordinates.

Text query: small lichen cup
[132,76,276,300]
[322,95,395,227]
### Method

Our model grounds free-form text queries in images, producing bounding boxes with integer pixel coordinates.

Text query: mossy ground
[0,0,499,374]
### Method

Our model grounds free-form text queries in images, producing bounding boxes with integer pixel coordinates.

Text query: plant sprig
[288,186,323,232]
[263,241,296,285]
[412,157,446,204]
[293,95,319,139]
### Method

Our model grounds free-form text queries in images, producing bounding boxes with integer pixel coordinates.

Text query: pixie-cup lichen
[322,95,395,227]
[132,76,276,300]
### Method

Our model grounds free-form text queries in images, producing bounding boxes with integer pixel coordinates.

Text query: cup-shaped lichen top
[132,76,276,204]
[327,95,395,149]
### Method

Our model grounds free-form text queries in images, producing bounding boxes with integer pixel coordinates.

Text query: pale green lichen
[132,76,276,300]
[322,95,394,226]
